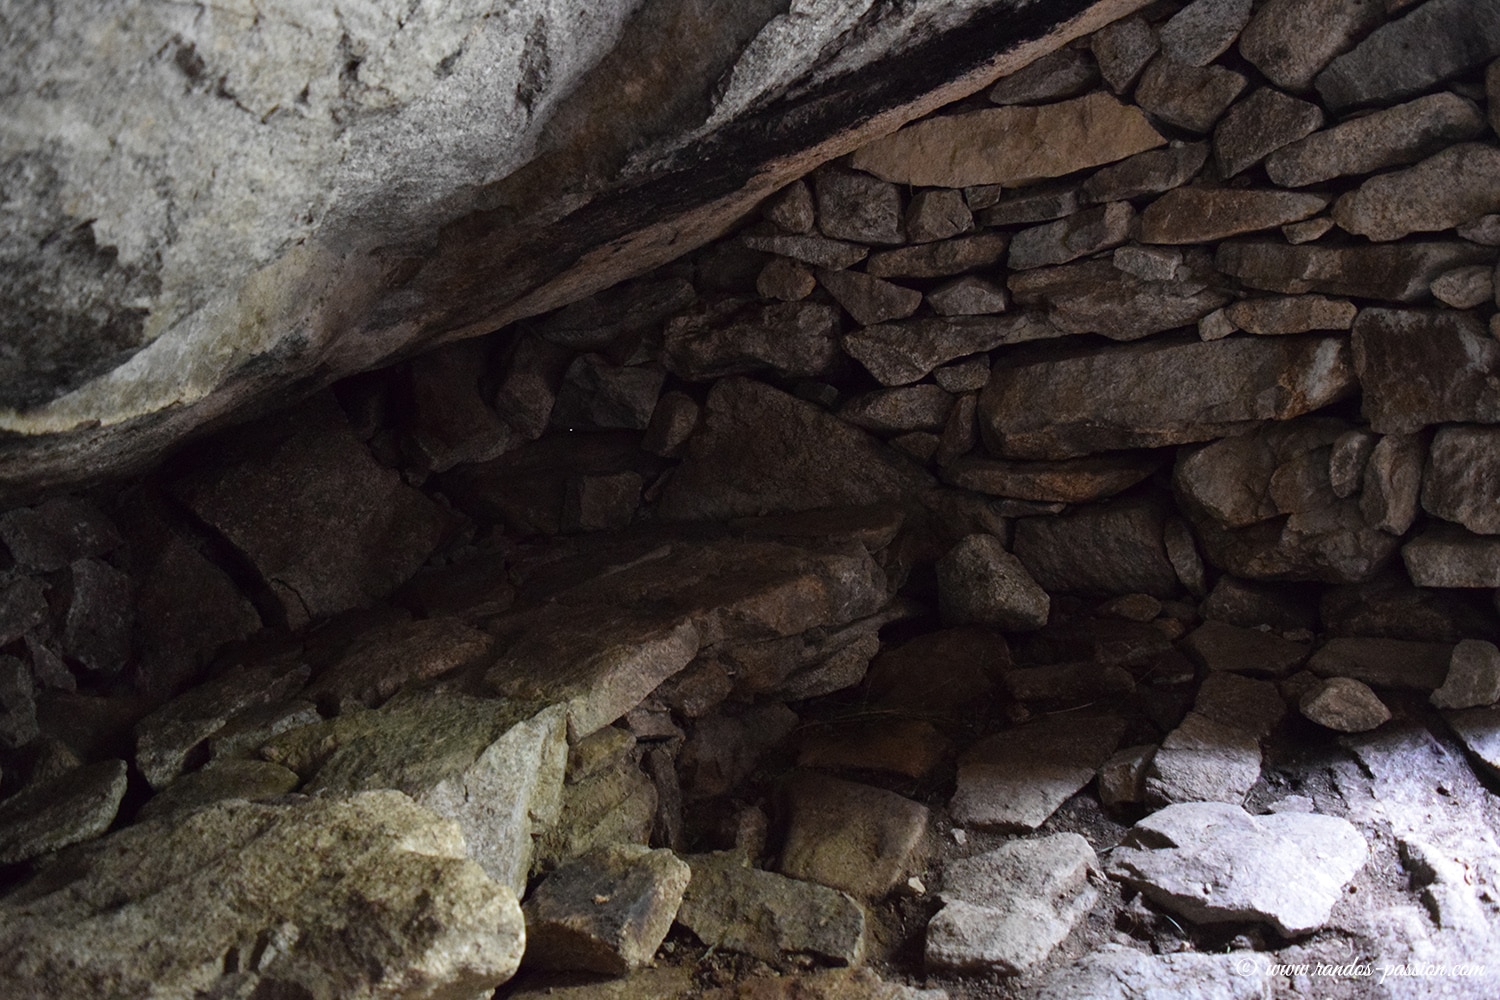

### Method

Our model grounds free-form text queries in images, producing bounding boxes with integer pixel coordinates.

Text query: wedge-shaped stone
[817,269,921,327]
[849,92,1165,188]
[979,335,1354,460]
[1108,801,1367,935]
[1008,202,1135,271]
[1238,0,1386,91]
[814,170,904,245]
[942,452,1161,503]
[1314,0,1500,110]
[1091,16,1158,93]
[1224,295,1354,336]
[740,234,868,270]
[937,534,1050,632]
[1352,309,1500,434]
[950,713,1124,830]
[1332,144,1500,242]
[1082,142,1208,204]
[1300,677,1390,732]
[1007,259,1231,341]
[1134,58,1246,133]
[779,772,929,899]
[840,385,954,434]
[1217,240,1491,302]
[1423,426,1500,535]
[844,316,1056,386]
[1212,88,1323,178]
[864,232,1009,279]
[1403,524,1500,588]
[1140,188,1327,244]
[1265,93,1486,187]
[0,791,525,1000]
[0,759,127,865]
[305,617,495,714]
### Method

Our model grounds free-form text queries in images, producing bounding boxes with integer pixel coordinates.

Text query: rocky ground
[2,0,1500,997]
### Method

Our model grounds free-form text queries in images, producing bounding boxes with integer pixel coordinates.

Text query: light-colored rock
[926,834,1099,974]
[1218,240,1491,302]
[1425,426,1500,535]
[1034,945,1271,1000]
[864,232,1009,279]
[1300,676,1391,732]
[1328,429,1377,499]
[979,334,1354,459]
[677,851,866,966]
[905,189,973,244]
[950,713,1124,830]
[936,533,1050,631]
[1308,637,1453,691]
[1108,801,1367,935]
[1238,0,1386,91]
[1358,432,1422,535]
[1082,142,1209,203]
[1353,308,1500,434]
[1091,16,1158,93]
[1159,0,1251,67]
[1007,258,1232,341]
[765,180,815,234]
[1403,524,1500,587]
[0,759,127,864]
[1008,202,1135,270]
[1446,704,1500,781]
[1140,188,1327,244]
[1113,244,1184,281]
[814,170,905,245]
[0,791,525,999]
[817,269,921,327]
[927,276,1008,316]
[779,772,929,899]
[850,92,1165,188]
[136,759,301,823]
[702,969,950,1000]
[1134,57,1247,133]
[1431,265,1495,309]
[1333,144,1500,242]
[1098,744,1154,810]
[1265,92,1487,187]
[1282,216,1333,243]
[1315,0,1500,110]
[987,47,1099,105]
[1224,294,1355,335]
[305,616,495,714]
[1145,712,1262,806]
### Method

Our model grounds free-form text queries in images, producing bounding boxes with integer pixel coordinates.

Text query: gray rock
[0,655,38,749]
[0,498,120,572]
[1333,144,1500,242]
[779,772,929,899]
[1281,216,1334,243]
[765,181,815,234]
[1431,264,1495,308]
[927,276,1008,316]
[1315,0,1500,110]
[1014,497,1179,598]
[840,385,954,434]
[1034,946,1272,1000]
[305,616,496,714]
[1457,212,1500,244]
[1238,0,1385,91]
[987,47,1099,105]
[1008,202,1135,270]
[1145,712,1262,806]
[1108,801,1367,935]
[950,713,1124,830]
[59,557,133,676]
[1007,258,1232,341]
[1140,188,1327,244]
[973,185,1080,225]
[0,758,126,864]
[814,169,905,245]
[1432,640,1500,709]
[522,844,690,975]
[942,452,1160,504]
[1218,239,1491,302]
[663,300,840,382]
[1224,295,1355,335]
[1194,672,1287,739]
[171,396,447,628]
[1403,524,1500,587]
[1446,704,1500,780]
[642,391,700,459]
[1300,677,1391,732]
[926,834,1099,974]
[845,315,1053,386]
[136,758,301,823]
[936,534,1050,631]
[1213,88,1323,177]
[1090,16,1158,93]
[980,334,1354,460]
[864,232,1009,280]
[399,340,512,473]
[1358,432,1422,535]
[1081,142,1209,204]
[1308,637,1453,691]
[904,189,973,244]
[0,791,524,999]
[1266,93,1487,188]
[1159,0,1252,67]
[1353,308,1500,434]
[1134,57,1247,133]
[849,93,1165,188]
[817,269,921,327]
[757,258,817,301]
[677,851,865,966]
[0,577,47,650]
[740,233,869,270]
[1112,244,1184,281]
[1098,744,1155,810]
[1180,621,1310,678]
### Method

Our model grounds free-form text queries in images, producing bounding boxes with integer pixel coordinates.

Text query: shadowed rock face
[0,0,1146,502]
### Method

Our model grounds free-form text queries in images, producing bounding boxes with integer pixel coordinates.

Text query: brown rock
[1081,142,1209,204]
[1265,93,1487,187]
[663,300,840,381]
[757,258,817,301]
[1430,265,1495,309]
[942,452,1160,503]
[1212,88,1324,178]
[1113,245,1185,282]
[974,185,1080,226]
[1358,433,1422,535]
[845,315,1056,386]
[1217,240,1491,302]
[817,269,922,326]
[937,534,1051,631]
[1013,497,1179,598]
[1180,620,1310,678]
[1423,426,1500,534]
[1308,637,1452,691]
[1140,188,1327,244]
[740,233,868,270]
[1007,258,1231,341]
[1134,57,1247,133]
[849,92,1165,188]
[861,627,1008,722]
[551,356,665,431]
[796,717,950,781]
[764,180,815,233]
[1174,418,1348,529]
[306,618,495,714]
[400,341,513,473]
[1091,16,1158,93]
[927,276,1008,316]
[779,772,929,898]
[1282,217,1334,244]
[864,232,1009,280]
[950,713,1124,830]
[1008,202,1136,271]
[1300,677,1390,732]
[1238,0,1386,92]
[905,189,973,244]
[839,386,955,434]
[1224,295,1356,335]
[814,170,905,246]
[1352,308,1500,433]
[979,335,1354,460]
[1403,524,1500,587]
[643,391,700,458]
[1332,144,1500,242]
[987,47,1099,105]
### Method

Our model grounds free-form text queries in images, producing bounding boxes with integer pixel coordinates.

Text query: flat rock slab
[305,616,496,713]
[1034,945,1272,1000]
[1108,801,1367,935]
[1314,0,1500,110]
[1217,241,1491,303]
[943,452,1161,504]
[523,844,690,975]
[1308,637,1453,692]
[778,772,929,899]
[0,791,525,999]
[936,534,1050,632]
[1139,188,1326,244]
[1180,621,1310,678]
[950,713,1125,830]
[1145,711,1262,806]
[926,833,1099,974]
[850,92,1164,188]
[844,315,1055,387]
[136,758,300,824]
[1012,497,1179,598]
[1446,705,1500,781]
[1007,258,1231,342]
[0,759,127,865]
[1332,144,1500,242]
[676,851,865,966]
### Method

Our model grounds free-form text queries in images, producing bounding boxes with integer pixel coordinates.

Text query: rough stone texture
[522,844,690,975]
[943,453,1159,503]
[0,0,1156,500]
[1082,142,1209,203]
[1033,946,1271,1000]
[1108,801,1368,935]
[0,759,127,864]
[905,189,974,244]
[1194,672,1287,739]
[741,234,868,270]
[778,772,929,899]
[1140,188,1327,244]
[850,92,1164,188]
[1238,0,1386,92]
[988,47,1099,106]
[757,258,817,301]
[305,617,496,714]
[0,791,525,999]
[1265,93,1487,188]
[135,759,301,824]
[1091,16,1158,93]
[1308,637,1453,692]
[817,270,922,327]
[1179,621,1309,678]
[865,232,1010,280]
[1212,87,1323,178]
[1431,264,1495,309]
[1008,202,1136,270]
[1009,258,1232,341]
[1423,427,1500,536]
[1359,432,1422,535]
[1433,640,1500,710]
[1315,0,1500,110]
[1134,58,1247,133]
[677,851,865,966]
[1013,498,1178,598]
[844,317,1043,387]
[663,300,840,383]
[974,186,1081,226]
[979,335,1355,460]
[1333,144,1500,242]
[927,277,1009,316]
[171,397,448,629]
[1403,524,1500,588]
[1159,0,1250,67]
[1218,240,1491,303]
[926,834,1099,974]
[1353,308,1500,434]
[950,713,1125,830]
[1223,295,1354,336]
[814,170,905,245]
[1299,676,1391,732]
[0,655,39,749]
[1144,711,1263,806]
[765,181,815,234]
[937,534,1050,631]
[701,970,950,1000]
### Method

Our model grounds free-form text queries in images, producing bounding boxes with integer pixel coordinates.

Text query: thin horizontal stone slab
[1332,144,1500,242]
[844,315,1061,386]
[950,713,1125,830]
[1314,0,1500,110]
[942,452,1163,503]
[1139,188,1327,244]
[1216,241,1491,303]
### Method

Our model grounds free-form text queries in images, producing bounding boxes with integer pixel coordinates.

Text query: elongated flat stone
[1140,188,1327,244]
[950,713,1124,830]
[1217,241,1491,302]
[1332,144,1500,241]
[1315,0,1500,110]
[844,316,1058,386]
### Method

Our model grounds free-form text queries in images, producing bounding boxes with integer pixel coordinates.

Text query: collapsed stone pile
[3,0,1500,997]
